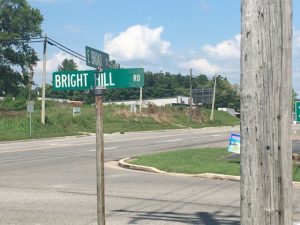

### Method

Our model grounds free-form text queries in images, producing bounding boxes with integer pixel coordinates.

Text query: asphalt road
[0,126,300,225]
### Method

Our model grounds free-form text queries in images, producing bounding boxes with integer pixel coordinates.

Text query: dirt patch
[0,110,26,118]
[187,108,205,123]
[151,111,173,123]
[114,105,205,124]
[114,109,135,119]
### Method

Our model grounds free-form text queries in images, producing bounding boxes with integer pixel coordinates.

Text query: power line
[47,37,85,59]
[1,36,86,62]
[28,40,44,43]
[0,39,44,44]
[0,36,43,41]
[48,40,86,61]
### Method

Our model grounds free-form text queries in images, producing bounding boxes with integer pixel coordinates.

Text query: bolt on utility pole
[41,34,47,125]
[240,0,293,224]
[95,85,106,225]
[210,75,217,122]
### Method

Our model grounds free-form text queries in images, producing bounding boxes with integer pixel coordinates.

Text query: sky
[28,0,300,94]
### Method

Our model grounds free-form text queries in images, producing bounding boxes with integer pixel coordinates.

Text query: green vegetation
[294,165,300,182]
[131,148,300,182]
[0,99,239,141]
[0,0,43,96]
[1,0,240,111]
[132,148,241,176]
[47,73,241,110]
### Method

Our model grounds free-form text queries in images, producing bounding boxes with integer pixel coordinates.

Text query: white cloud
[34,52,87,74]
[104,24,171,61]
[202,34,240,59]
[180,58,220,74]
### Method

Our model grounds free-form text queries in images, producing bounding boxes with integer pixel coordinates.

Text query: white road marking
[89,146,117,152]
[0,146,66,154]
[49,143,71,146]
[210,134,222,137]
[161,139,182,143]
[106,146,117,150]
[0,131,231,154]
[105,132,227,144]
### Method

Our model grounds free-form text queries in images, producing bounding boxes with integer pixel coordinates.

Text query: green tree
[57,58,78,71]
[194,74,209,87]
[109,60,120,69]
[208,75,240,110]
[0,0,43,96]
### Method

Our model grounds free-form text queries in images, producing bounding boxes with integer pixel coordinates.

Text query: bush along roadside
[0,100,240,141]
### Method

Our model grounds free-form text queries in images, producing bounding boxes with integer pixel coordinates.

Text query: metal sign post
[95,86,105,225]
[27,101,35,136]
[52,45,144,224]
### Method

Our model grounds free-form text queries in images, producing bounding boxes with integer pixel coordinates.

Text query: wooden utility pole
[41,34,47,125]
[210,75,217,122]
[28,66,34,100]
[139,87,142,114]
[95,86,105,225]
[189,68,193,120]
[240,1,293,225]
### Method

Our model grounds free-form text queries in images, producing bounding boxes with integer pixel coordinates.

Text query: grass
[132,148,241,176]
[131,147,300,182]
[0,100,239,141]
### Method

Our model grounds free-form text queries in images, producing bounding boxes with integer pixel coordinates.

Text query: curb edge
[118,158,300,187]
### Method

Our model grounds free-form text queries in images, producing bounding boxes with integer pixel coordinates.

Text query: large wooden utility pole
[240,1,293,225]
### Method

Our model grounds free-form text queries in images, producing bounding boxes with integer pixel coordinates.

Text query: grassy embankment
[0,99,239,141]
[131,148,300,182]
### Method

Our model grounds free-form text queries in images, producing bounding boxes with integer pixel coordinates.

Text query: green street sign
[95,68,144,89]
[53,70,94,91]
[52,68,144,91]
[85,46,109,69]
[295,101,300,123]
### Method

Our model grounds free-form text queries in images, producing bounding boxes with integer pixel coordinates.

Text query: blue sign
[228,134,240,154]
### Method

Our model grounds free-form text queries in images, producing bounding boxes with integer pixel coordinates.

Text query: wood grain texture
[96,96,105,225]
[240,0,293,224]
